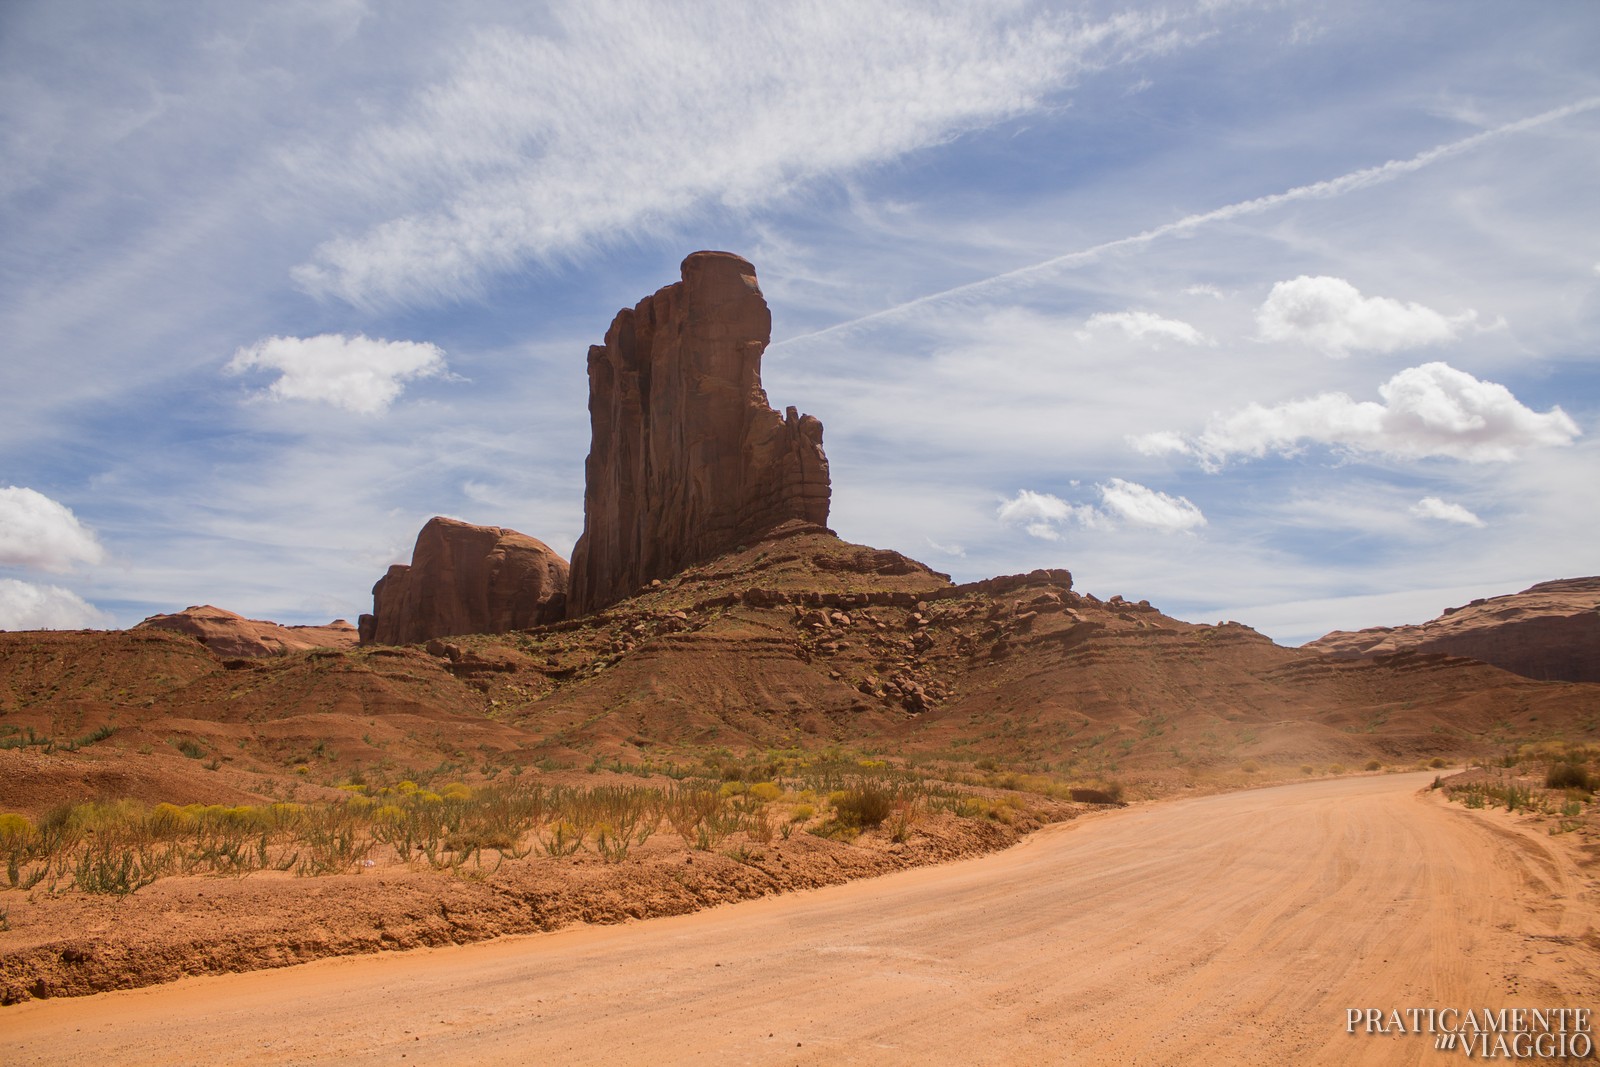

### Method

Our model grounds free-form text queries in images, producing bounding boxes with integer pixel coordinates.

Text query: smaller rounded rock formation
[359,517,569,646]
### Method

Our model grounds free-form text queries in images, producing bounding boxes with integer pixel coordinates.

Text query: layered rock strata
[1306,576,1600,682]
[360,517,568,645]
[568,251,831,615]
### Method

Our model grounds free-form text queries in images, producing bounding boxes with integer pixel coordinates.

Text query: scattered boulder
[360,517,569,645]
[134,605,357,658]
[569,251,831,616]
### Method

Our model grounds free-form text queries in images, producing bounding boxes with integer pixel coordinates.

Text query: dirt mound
[1306,576,1600,682]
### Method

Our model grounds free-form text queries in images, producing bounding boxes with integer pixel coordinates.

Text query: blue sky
[2,0,1597,645]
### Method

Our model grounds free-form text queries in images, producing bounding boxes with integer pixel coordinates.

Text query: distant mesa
[568,251,831,616]
[134,605,357,658]
[359,516,569,646]
[1305,576,1600,683]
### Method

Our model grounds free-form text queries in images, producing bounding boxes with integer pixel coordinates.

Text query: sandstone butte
[133,605,357,658]
[358,516,569,646]
[568,251,831,616]
[1304,576,1600,683]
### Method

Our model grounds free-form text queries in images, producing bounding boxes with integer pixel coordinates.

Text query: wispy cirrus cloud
[1254,275,1474,357]
[227,334,449,415]
[290,2,1196,306]
[1133,361,1581,468]
[780,95,1600,347]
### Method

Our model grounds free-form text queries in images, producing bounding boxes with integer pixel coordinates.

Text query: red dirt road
[3,771,1595,1065]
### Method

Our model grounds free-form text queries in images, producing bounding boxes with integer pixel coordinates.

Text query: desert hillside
[1307,577,1600,683]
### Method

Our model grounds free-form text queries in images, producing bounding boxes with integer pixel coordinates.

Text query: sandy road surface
[3,771,1596,1065]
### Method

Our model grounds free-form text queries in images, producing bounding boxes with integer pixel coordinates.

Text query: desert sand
[3,770,1593,1065]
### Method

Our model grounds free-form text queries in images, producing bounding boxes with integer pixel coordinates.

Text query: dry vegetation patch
[0,750,1095,1003]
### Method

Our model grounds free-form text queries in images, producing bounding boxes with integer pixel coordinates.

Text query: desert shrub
[1240,761,1259,775]
[540,820,584,858]
[789,804,815,823]
[1300,765,1314,775]
[664,784,722,843]
[148,802,192,837]
[1328,764,1346,775]
[1069,783,1124,805]
[1364,759,1383,771]
[0,812,33,851]
[831,784,894,828]
[1546,763,1593,792]
[1429,757,1449,769]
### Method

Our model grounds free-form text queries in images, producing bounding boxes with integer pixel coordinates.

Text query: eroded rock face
[360,517,569,645]
[1305,577,1600,682]
[568,251,831,615]
[134,605,357,658]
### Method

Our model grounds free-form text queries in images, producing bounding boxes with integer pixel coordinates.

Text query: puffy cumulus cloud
[1410,496,1485,527]
[1097,478,1207,532]
[998,481,1204,539]
[291,3,1190,305]
[996,489,1097,541]
[1135,362,1581,468]
[1255,276,1473,357]
[0,579,111,630]
[227,334,448,415]
[0,486,105,572]
[1079,310,1210,347]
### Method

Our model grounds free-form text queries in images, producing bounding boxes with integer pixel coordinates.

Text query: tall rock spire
[569,251,831,616]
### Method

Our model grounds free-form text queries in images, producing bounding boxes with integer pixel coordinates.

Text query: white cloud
[227,333,448,415]
[0,486,105,572]
[1410,496,1485,527]
[999,480,1204,539]
[997,489,1096,541]
[1098,478,1207,532]
[1080,310,1210,346]
[924,537,966,558]
[0,579,111,630]
[1140,362,1581,468]
[1255,275,1473,357]
[290,3,1185,305]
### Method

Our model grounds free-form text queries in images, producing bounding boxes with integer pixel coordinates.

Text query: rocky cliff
[1305,577,1600,682]
[360,517,569,645]
[567,251,831,616]
[134,605,358,657]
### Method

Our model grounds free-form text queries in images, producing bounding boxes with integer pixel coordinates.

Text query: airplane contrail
[772,96,1600,349]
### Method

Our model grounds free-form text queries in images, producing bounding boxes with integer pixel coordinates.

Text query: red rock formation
[1305,577,1600,682]
[134,605,357,658]
[359,517,568,645]
[568,251,831,616]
